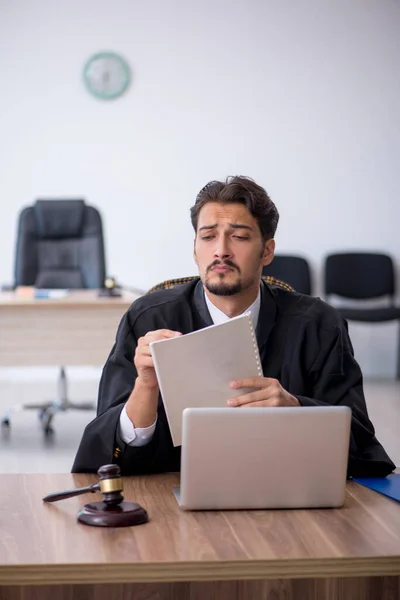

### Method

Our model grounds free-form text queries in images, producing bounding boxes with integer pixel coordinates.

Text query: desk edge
[1,556,400,586]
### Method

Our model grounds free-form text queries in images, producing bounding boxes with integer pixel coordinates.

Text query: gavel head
[97,464,124,506]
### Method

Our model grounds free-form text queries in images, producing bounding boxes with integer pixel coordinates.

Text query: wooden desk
[0,473,399,600]
[0,290,140,366]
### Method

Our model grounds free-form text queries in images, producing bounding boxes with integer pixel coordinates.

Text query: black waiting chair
[2,199,106,435]
[262,255,312,295]
[324,252,400,378]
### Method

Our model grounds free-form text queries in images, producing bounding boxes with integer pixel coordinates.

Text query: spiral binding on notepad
[247,312,263,376]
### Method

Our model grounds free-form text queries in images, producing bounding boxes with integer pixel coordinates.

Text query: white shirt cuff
[119,404,157,447]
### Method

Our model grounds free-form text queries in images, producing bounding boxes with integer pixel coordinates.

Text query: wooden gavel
[43,464,149,528]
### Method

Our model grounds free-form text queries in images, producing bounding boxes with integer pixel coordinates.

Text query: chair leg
[39,408,55,436]
[57,366,68,410]
[1,366,96,435]
[39,367,96,431]
[39,366,68,434]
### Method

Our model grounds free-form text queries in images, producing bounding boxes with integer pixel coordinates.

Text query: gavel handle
[42,483,101,503]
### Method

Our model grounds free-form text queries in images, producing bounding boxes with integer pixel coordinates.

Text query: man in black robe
[73,177,395,477]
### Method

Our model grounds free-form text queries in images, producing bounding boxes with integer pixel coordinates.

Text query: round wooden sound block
[77,500,149,527]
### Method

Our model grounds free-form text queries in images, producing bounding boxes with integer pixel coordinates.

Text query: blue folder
[353,474,400,503]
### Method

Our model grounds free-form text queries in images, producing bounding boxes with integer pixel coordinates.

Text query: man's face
[194,202,275,296]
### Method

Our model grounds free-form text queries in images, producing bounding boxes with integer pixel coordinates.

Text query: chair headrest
[33,199,86,238]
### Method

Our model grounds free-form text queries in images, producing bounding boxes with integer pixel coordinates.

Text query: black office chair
[2,199,106,435]
[262,255,312,295]
[324,252,400,378]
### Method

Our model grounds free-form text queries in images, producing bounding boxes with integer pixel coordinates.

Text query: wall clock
[83,51,131,100]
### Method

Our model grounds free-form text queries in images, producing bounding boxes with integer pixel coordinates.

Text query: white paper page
[150,313,262,446]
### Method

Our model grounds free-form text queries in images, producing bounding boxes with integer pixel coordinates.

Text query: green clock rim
[83,51,131,100]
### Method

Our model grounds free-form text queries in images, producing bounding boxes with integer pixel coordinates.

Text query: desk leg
[1,577,399,599]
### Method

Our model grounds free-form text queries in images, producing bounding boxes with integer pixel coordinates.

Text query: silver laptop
[174,406,351,510]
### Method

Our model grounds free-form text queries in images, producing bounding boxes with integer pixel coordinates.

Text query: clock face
[83,52,131,100]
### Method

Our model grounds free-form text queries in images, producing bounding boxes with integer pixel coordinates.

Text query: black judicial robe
[72,279,395,477]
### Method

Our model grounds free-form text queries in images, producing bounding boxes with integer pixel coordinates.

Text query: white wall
[0,0,399,376]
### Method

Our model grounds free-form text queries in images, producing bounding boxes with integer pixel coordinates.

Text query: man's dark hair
[190,176,279,242]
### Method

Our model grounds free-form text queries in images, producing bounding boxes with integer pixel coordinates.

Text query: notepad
[150,312,263,446]
[353,474,400,503]
[34,289,69,299]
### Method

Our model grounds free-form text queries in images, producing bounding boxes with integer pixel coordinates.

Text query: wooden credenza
[0,290,139,366]
[0,472,399,599]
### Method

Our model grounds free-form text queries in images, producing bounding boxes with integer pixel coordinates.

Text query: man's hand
[126,329,182,429]
[226,377,300,408]
[134,329,182,389]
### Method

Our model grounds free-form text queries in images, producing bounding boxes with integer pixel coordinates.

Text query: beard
[203,259,243,296]
[204,278,243,296]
